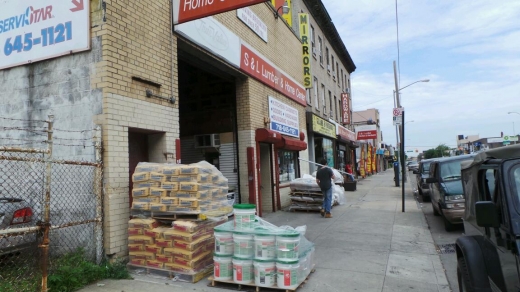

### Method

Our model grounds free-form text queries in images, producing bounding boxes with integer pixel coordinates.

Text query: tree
[423,144,451,159]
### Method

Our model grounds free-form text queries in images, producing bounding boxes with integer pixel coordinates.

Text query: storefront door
[259,143,275,212]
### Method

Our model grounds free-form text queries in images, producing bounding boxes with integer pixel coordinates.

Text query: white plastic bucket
[214,230,234,255]
[232,257,253,284]
[233,232,254,258]
[276,260,300,289]
[276,233,300,260]
[233,204,256,230]
[254,259,276,287]
[213,254,233,281]
[254,234,276,260]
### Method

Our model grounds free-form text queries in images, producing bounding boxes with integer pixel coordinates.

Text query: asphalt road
[407,171,462,292]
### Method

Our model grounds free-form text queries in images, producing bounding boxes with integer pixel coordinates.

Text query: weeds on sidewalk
[0,248,131,292]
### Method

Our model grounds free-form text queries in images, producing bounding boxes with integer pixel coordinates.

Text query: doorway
[259,143,275,213]
[128,131,149,208]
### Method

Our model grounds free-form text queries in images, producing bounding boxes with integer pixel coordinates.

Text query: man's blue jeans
[322,187,333,213]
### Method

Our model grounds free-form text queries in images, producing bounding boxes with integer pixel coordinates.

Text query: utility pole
[393,61,405,212]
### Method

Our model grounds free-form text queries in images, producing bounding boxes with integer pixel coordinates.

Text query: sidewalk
[78,169,450,292]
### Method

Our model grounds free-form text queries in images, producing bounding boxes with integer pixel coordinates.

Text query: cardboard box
[129,218,159,229]
[132,172,150,182]
[155,238,174,248]
[132,188,150,197]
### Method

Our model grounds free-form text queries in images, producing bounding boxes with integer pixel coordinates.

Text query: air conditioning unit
[327,65,331,72]
[312,47,317,55]
[194,134,220,148]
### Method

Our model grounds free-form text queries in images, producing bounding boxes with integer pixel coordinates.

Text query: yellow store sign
[299,13,311,88]
[312,115,336,138]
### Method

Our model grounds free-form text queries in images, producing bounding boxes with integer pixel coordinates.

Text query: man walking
[316,158,335,218]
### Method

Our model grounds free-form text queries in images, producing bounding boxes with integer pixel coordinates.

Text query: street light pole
[393,60,429,212]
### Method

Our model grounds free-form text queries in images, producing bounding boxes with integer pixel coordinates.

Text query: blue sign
[270,122,299,137]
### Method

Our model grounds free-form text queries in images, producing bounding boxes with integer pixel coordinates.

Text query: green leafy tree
[423,144,451,159]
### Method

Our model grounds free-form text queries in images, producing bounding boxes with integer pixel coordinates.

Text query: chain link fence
[0,116,103,292]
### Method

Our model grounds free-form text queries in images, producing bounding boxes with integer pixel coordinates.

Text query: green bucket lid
[254,232,276,237]
[233,256,253,260]
[233,230,253,235]
[277,259,299,264]
[213,253,233,257]
[233,204,256,209]
[254,258,276,263]
[277,232,300,238]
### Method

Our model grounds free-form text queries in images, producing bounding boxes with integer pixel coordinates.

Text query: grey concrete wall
[0,36,103,161]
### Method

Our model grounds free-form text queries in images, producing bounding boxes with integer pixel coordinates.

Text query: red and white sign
[240,44,306,106]
[0,0,90,70]
[337,125,356,142]
[173,0,266,25]
[355,125,377,140]
[342,93,351,125]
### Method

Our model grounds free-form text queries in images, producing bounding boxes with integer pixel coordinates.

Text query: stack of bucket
[213,204,314,289]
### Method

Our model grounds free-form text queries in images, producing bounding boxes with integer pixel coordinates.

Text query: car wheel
[457,257,472,292]
[444,216,455,232]
[432,202,440,216]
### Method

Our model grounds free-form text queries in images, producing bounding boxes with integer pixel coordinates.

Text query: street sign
[393,116,402,126]
[393,107,404,117]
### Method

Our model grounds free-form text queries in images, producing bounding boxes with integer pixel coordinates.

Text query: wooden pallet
[127,263,213,283]
[208,266,315,292]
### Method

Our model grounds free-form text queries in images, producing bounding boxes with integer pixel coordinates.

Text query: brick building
[0,0,354,257]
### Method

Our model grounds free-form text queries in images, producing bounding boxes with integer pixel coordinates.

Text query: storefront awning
[276,137,307,151]
[255,128,283,144]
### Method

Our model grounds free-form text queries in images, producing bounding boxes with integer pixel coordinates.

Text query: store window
[314,137,334,167]
[278,150,299,183]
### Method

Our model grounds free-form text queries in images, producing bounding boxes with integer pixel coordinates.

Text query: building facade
[0,0,354,257]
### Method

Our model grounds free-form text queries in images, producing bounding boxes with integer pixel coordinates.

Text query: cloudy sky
[322,0,520,156]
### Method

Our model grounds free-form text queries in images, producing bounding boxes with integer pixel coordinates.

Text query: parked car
[407,161,419,172]
[426,154,476,231]
[413,158,435,201]
[455,145,520,292]
[0,197,36,257]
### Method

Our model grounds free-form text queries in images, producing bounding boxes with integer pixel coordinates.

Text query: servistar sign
[173,0,267,25]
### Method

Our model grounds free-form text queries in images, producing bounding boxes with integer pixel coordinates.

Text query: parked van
[426,154,475,231]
